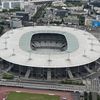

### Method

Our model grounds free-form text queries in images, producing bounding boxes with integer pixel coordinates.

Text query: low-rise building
[63,15,79,25]
[10,18,22,28]
[85,16,93,26]
[16,11,30,21]
[1,0,24,10]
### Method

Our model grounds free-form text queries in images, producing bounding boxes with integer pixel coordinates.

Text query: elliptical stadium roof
[0,26,100,68]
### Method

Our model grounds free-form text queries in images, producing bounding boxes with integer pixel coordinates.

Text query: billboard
[92,20,100,27]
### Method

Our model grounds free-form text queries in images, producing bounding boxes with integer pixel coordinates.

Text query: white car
[62,97,67,100]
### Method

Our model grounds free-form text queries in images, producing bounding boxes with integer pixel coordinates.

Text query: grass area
[7,92,60,100]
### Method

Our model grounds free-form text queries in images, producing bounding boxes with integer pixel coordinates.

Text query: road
[0,80,86,92]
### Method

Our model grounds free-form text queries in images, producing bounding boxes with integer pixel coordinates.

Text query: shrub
[60,79,84,85]
[3,72,14,79]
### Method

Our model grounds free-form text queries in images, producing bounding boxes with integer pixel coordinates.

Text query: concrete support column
[47,69,51,80]
[0,59,3,73]
[25,67,31,78]
[65,68,68,79]
[67,68,74,79]
[84,65,93,74]
[0,58,3,62]
[19,65,22,76]
[5,63,14,72]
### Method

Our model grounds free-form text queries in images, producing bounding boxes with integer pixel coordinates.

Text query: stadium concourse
[0,26,100,80]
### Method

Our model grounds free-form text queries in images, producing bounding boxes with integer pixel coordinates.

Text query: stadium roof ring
[19,30,79,54]
[0,26,100,68]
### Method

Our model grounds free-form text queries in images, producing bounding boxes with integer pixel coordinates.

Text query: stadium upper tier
[0,26,100,68]
[30,33,68,51]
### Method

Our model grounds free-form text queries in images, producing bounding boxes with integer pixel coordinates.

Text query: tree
[78,15,85,25]
[84,92,88,100]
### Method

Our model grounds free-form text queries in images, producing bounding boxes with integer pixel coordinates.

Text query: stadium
[0,26,100,80]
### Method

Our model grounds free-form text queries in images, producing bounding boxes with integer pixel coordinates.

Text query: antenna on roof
[83,50,87,57]
[48,54,52,66]
[90,39,94,51]
[28,51,32,60]
[66,51,70,61]
[12,49,16,56]
[4,38,8,50]
[6,32,10,38]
